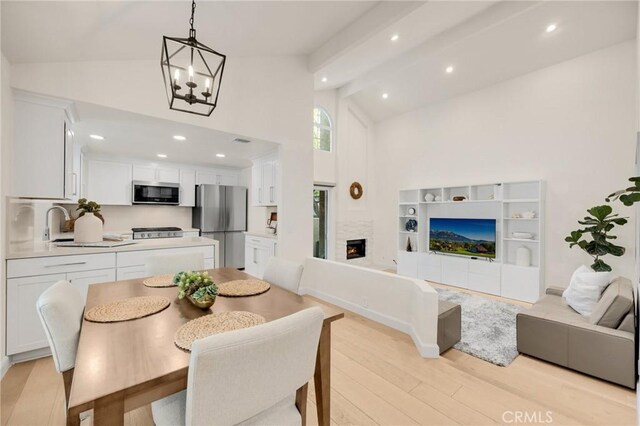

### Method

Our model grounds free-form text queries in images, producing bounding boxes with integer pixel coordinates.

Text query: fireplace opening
[346,239,366,260]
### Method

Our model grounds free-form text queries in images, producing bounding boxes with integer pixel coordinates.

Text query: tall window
[313,107,332,152]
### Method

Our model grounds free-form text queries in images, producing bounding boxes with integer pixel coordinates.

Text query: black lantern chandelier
[161,0,226,116]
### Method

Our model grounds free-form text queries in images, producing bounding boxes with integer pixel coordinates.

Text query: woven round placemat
[217,279,271,297]
[84,296,171,323]
[174,311,266,351]
[143,274,176,288]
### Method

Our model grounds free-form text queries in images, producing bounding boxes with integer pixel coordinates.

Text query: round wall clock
[350,182,363,199]
[408,207,416,215]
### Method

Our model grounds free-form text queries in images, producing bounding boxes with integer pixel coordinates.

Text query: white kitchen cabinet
[133,165,180,183]
[69,141,83,203]
[13,92,76,200]
[7,273,66,355]
[244,235,277,278]
[85,159,132,205]
[196,170,239,186]
[251,153,279,207]
[180,169,196,207]
[67,268,116,304]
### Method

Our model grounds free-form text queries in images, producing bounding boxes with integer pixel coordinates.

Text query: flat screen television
[429,218,497,258]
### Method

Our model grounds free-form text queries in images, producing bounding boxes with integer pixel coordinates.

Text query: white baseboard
[1,356,11,379]
[301,287,440,358]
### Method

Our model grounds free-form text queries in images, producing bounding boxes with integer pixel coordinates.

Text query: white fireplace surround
[336,220,374,265]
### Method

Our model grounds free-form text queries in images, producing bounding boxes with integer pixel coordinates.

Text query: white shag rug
[436,287,523,366]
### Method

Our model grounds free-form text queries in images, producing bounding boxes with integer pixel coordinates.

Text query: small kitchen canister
[516,246,531,267]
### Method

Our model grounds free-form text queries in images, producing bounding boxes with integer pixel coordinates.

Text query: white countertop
[245,231,278,240]
[7,237,217,260]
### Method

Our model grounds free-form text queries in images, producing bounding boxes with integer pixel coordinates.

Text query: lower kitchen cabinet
[244,235,277,278]
[7,273,66,356]
[5,244,216,358]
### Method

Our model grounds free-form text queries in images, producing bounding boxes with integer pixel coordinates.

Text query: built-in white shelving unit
[397,180,545,303]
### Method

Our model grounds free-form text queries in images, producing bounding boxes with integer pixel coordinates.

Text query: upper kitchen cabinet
[132,165,179,183]
[196,169,239,186]
[180,169,196,207]
[251,152,279,207]
[84,159,132,205]
[13,92,77,200]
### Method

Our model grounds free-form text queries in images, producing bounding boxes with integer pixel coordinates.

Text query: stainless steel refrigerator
[192,185,247,269]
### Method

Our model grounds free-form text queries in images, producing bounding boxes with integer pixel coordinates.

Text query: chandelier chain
[189,0,196,30]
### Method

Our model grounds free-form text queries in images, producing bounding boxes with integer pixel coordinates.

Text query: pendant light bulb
[188,65,194,82]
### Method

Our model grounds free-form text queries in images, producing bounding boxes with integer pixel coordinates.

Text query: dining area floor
[2,292,636,426]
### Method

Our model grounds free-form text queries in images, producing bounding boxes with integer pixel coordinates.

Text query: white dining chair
[145,252,205,276]
[36,280,85,413]
[262,257,304,293]
[152,307,324,426]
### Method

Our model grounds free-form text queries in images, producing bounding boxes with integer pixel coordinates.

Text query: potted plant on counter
[74,198,104,243]
[175,271,219,309]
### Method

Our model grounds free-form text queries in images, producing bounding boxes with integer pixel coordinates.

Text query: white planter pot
[74,212,103,243]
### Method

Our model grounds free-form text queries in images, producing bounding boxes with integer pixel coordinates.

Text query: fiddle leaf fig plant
[565,205,627,272]
[606,176,640,206]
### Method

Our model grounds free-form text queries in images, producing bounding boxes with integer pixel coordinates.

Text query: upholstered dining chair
[145,252,205,276]
[262,257,304,293]
[152,307,325,426]
[36,280,85,414]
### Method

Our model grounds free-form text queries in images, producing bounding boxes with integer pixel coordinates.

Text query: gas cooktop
[132,227,183,240]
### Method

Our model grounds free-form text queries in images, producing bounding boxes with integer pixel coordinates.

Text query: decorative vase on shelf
[74,212,103,243]
[406,237,413,252]
[516,246,531,267]
[424,193,435,202]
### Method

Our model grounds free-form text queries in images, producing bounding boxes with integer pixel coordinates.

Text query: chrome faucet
[43,206,71,241]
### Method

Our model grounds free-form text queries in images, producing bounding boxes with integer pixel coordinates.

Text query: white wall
[0,50,11,375]
[372,41,637,286]
[9,56,314,264]
[300,258,439,357]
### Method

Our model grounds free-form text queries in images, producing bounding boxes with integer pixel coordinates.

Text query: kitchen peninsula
[6,236,218,361]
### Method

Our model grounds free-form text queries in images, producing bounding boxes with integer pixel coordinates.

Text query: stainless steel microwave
[132,181,180,205]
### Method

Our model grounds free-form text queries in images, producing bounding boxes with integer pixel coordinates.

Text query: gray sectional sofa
[517,277,636,388]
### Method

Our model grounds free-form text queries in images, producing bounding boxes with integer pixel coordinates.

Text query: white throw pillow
[562,265,611,316]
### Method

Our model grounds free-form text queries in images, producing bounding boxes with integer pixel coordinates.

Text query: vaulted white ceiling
[1,1,379,62]
[2,0,637,124]
[318,0,638,121]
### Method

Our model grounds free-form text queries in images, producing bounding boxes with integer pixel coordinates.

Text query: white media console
[397,180,545,303]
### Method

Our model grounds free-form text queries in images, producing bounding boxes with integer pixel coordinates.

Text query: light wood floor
[1,295,636,426]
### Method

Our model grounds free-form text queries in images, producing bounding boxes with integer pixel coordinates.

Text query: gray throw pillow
[589,277,634,328]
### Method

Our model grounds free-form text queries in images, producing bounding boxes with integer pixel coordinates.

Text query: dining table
[67,268,344,426]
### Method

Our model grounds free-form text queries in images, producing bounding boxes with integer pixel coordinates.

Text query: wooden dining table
[67,268,344,426]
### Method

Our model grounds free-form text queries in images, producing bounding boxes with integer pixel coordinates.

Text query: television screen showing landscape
[429,218,496,258]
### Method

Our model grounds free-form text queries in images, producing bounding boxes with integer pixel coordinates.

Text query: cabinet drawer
[117,246,215,268]
[468,260,501,277]
[116,265,148,281]
[245,237,274,249]
[7,253,116,278]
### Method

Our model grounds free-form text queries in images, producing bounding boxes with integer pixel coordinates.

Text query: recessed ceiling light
[157,153,167,158]
[390,34,399,42]
[445,65,454,74]
[216,153,226,158]
[546,23,557,33]
[321,76,328,83]
[173,135,187,141]
[382,93,389,100]
[89,134,104,140]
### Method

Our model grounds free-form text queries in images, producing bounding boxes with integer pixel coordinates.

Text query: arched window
[313,107,332,152]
